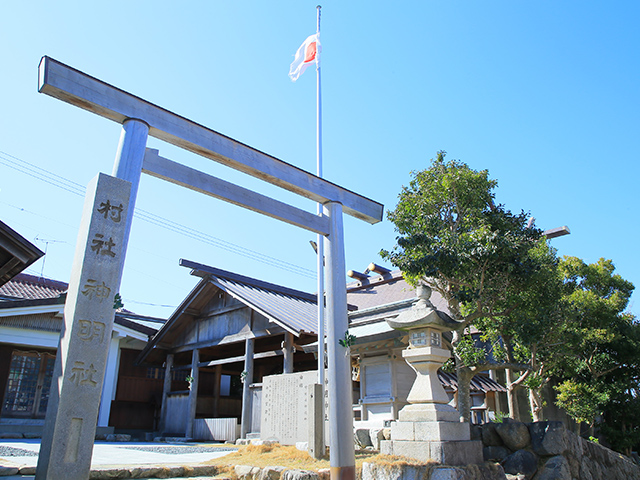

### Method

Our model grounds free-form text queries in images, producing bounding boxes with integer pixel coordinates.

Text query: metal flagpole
[315,4,326,456]
[316,3,325,395]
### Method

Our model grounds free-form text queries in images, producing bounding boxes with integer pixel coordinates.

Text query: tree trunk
[456,364,473,423]
[506,368,521,421]
[529,387,544,422]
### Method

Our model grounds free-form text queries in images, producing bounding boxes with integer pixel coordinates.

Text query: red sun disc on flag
[304,42,317,63]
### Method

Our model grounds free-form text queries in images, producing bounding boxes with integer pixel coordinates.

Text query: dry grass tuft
[204,444,427,479]
[205,443,331,470]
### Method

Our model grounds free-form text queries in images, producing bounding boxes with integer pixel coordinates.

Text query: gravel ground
[118,445,238,455]
[0,446,38,457]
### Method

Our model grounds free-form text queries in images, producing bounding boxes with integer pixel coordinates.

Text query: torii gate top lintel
[38,56,383,225]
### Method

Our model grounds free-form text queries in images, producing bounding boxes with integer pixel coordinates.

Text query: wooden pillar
[283,332,294,374]
[159,353,174,433]
[240,337,255,438]
[185,349,199,438]
[213,364,222,417]
[323,201,355,480]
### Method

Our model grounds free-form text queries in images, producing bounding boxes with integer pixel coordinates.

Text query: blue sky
[1,1,638,318]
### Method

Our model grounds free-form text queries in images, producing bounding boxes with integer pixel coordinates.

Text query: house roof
[0,274,163,338]
[438,371,507,393]
[0,221,44,287]
[138,260,321,363]
[0,273,68,301]
[0,294,162,339]
[181,259,318,335]
[347,270,450,314]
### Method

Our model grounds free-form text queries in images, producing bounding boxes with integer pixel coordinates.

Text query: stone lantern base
[380,402,483,465]
[380,437,483,465]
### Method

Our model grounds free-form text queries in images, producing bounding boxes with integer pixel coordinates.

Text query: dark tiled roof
[438,371,507,393]
[347,270,450,315]
[182,260,318,335]
[0,273,68,300]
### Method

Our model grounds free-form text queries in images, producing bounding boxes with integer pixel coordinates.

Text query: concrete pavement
[0,438,236,479]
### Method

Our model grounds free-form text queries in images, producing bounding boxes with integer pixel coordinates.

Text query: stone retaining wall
[475,419,640,479]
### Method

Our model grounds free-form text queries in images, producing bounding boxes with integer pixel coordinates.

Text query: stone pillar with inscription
[380,285,483,465]
[36,174,132,480]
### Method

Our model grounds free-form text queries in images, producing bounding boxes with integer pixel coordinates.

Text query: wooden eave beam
[195,349,285,368]
[38,56,383,225]
[170,326,286,354]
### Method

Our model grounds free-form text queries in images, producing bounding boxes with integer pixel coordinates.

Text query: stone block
[252,439,279,446]
[428,467,465,480]
[495,421,531,451]
[18,467,37,475]
[483,445,511,462]
[383,440,431,462]
[235,465,261,479]
[429,440,483,465]
[0,466,20,476]
[382,439,483,465]
[370,428,385,450]
[380,440,393,456]
[398,403,460,422]
[536,455,571,480]
[529,421,567,456]
[355,428,373,447]
[259,466,287,480]
[414,421,470,442]
[502,449,538,478]
[281,469,319,480]
[391,421,415,441]
[481,422,504,447]
[361,462,429,480]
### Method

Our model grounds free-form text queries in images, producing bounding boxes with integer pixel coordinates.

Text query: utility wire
[0,150,316,279]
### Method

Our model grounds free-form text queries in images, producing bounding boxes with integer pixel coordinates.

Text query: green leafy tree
[475,239,566,421]
[553,257,638,444]
[381,152,544,422]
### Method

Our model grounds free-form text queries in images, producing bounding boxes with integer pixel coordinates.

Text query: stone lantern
[380,284,482,465]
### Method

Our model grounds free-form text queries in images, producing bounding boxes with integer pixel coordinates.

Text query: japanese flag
[289,34,320,82]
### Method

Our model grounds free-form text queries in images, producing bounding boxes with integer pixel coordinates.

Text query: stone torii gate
[35,57,383,480]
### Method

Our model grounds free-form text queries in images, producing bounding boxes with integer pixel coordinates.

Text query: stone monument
[36,174,132,480]
[380,284,483,465]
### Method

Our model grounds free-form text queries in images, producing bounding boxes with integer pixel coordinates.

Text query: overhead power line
[0,150,316,279]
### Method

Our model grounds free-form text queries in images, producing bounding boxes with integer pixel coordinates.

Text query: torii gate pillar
[324,201,356,480]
